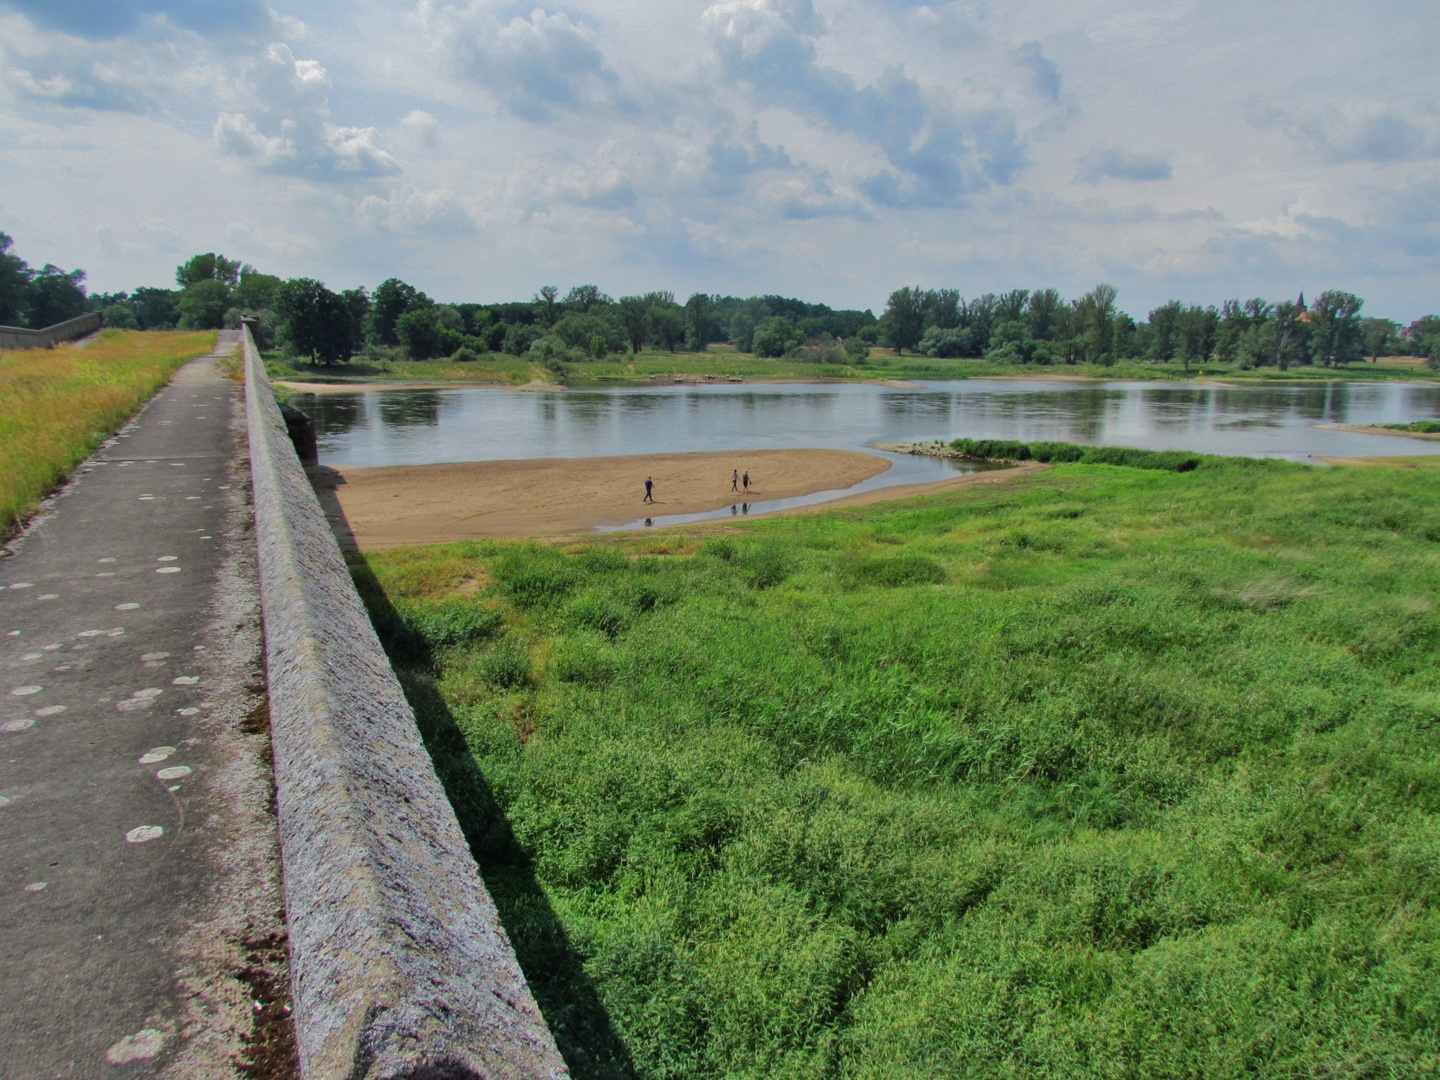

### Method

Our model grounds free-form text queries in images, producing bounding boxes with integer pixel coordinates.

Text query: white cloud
[402,109,439,148]
[213,44,399,178]
[418,2,623,121]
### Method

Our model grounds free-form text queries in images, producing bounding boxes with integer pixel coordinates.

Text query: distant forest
[5,232,1438,371]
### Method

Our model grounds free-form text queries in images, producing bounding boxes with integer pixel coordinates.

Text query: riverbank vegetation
[355,456,1440,1079]
[0,329,215,538]
[83,248,1440,384]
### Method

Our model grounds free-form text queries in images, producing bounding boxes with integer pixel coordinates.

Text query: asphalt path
[0,333,292,1078]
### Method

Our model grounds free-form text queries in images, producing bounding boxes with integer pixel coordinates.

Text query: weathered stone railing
[0,311,104,350]
[243,325,568,1080]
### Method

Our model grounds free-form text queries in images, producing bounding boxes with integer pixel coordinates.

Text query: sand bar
[311,448,891,548]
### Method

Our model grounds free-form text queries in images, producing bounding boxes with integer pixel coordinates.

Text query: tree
[751,316,795,358]
[1308,290,1364,367]
[0,232,31,325]
[563,284,611,313]
[232,268,282,311]
[1361,318,1397,362]
[1148,301,1183,362]
[648,300,684,352]
[684,293,717,352]
[396,307,445,360]
[368,278,426,346]
[1082,284,1119,364]
[881,287,925,354]
[176,253,241,290]
[131,287,180,330]
[923,288,962,330]
[533,285,560,327]
[275,277,358,365]
[1026,288,1063,342]
[177,279,230,330]
[618,296,650,353]
[26,265,88,327]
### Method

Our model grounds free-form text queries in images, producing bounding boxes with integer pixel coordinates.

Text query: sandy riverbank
[311,448,893,548]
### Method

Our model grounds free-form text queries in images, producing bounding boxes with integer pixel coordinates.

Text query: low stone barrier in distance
[0,311,103,350]
[243,325,568,1080]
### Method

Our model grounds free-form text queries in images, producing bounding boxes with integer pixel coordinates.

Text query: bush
[451,345,483,363]
[950,438,1032,461]
[493,547,579,608]
[475,636,531,688]
[952,438,1204,472]
[844,554,948,588]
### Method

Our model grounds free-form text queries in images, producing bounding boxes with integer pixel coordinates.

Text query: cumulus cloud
[418,2,622,122]
[1078,146,1172,183]
[703,0,1024,207]
[213,44,399,179]
[402,109,440,148]
[1252,100,1440,164]
[1014,40,1060,103]
[356,184,475,234]
[703,124,792,196]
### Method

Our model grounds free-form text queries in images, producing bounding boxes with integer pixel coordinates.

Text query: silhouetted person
[731,469,739,491]
[643,476,654,503]
[742,471,750,492]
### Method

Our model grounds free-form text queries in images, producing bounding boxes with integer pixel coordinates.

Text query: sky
[0,0,1436,321]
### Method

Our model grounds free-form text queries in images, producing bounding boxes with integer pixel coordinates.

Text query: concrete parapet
[0,311,103,349]
[242,326,568,1080]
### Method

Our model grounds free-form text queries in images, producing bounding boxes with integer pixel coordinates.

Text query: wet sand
[1316,423,1440,442]
[311,448,893,548]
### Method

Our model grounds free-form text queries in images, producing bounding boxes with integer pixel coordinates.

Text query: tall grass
[0,329,216,537]
[360,457,1440,1078]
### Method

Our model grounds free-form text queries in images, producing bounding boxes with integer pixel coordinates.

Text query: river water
[292,378,1440,525]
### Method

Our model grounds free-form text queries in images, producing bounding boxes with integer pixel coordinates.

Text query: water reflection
[377,390,441,429]
[298,378,1440,470]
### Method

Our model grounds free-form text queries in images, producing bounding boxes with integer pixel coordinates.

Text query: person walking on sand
[643,476,654,503]
[731,468,739,492]
[742,470,750,492]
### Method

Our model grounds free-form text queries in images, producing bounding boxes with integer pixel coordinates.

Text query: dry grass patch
[0,329,216,538]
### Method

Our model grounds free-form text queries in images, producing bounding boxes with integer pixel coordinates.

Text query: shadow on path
[345,552,639,1080]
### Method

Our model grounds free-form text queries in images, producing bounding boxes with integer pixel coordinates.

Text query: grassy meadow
[0,329,216,538]
[354,455,1440,1079]
[267,346,1440,390]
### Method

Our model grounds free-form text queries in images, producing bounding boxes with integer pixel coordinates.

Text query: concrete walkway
[0,332,293,1078]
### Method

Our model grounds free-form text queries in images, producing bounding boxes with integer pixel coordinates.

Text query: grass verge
[355,456,1440,1079]
[0,329,216,539]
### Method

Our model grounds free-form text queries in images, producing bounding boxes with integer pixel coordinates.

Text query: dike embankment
[0,311,103,349]
[244,326,567,1080]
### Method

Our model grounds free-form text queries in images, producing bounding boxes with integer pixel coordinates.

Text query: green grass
[268,346,1440,390]
[0,329,217,538]
[355,457,1440,1079]
[1382,421,1440,434]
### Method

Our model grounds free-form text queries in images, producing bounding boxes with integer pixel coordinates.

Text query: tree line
[5,230,1437,371]
[877,285,1434,371]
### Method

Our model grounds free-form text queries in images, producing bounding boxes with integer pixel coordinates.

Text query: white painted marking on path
[172,676,199,685]
[157,766,191,780]
[25,881,46,892]
[141,652,169,661]
[3,719,34,731]
[9,583,34,589]
[35,705,65,716]
[116,603,140,610]
[125,825,164,844]
[176,707,200,715]
[156,567,181,574]
[157,556,178,562]
[11,685,41,696]
[139,747,175,763]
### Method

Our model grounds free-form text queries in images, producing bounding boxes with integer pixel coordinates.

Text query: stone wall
[0,311,103,350]
[243,325,568,1080]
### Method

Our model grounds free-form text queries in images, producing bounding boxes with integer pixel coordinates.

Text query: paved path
[0,333,292,1078]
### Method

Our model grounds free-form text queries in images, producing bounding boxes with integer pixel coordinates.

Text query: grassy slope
[270,347,1440,389]
[357,458,1440,1079]
[0,329,217,537]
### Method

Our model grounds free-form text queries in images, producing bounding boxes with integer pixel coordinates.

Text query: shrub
[475,636,531,688]
[451,345,483,363]
[493,547,579,608]
[566,589,631,639]
[844,554,948,588]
